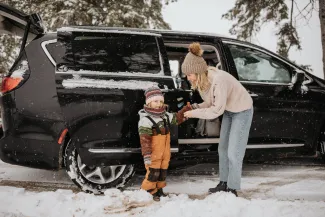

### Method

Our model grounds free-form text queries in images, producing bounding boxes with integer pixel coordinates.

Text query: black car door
[54,27,187,165]
[161,35,226,154]
[223,41,316,148]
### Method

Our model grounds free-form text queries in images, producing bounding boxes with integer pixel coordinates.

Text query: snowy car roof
[57,27,162,37]
[56,26,231,39]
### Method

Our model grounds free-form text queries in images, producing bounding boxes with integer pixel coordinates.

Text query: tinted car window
[58,33,162,74]
[228,44,291,83]
[45,42,65,64]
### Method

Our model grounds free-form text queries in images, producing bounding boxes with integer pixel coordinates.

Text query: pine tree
[0,0,177,73]
[223,0,321,75]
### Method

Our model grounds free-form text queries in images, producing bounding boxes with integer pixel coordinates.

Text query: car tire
[64,139,135,194]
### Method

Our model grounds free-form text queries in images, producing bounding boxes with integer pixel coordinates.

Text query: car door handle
[160,89,171,93]
[160,89,193,93]
[248,91,258,97]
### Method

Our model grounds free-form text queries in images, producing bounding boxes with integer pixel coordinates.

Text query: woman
[183,42,253,197]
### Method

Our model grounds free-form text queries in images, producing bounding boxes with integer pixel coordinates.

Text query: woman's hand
[184,111,194,118]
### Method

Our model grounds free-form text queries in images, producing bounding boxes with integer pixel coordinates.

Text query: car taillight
[1,77,23,94]
[1,59,29,94]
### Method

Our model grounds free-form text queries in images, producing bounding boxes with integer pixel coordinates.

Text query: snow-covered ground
[0,160,325,217]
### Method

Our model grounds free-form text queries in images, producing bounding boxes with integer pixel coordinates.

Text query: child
[138,86,192,201]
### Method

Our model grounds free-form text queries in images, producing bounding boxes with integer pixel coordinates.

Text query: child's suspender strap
[164,114,171,134]
[146,116,161,135]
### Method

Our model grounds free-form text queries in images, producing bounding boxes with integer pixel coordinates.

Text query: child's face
[148,100,164,109]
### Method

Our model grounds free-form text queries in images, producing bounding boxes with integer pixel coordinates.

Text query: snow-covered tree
[223,0,322,74]
[0,0,177,73]
[0,35,20,73]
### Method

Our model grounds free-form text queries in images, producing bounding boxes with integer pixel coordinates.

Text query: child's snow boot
[152,192,160,201]
[157,188,168,197]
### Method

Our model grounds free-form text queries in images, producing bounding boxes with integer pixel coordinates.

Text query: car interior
[165,43,222,138]
[165,43,222,90]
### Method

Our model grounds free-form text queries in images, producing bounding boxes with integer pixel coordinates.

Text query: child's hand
[144,155,151,165]
[184,111,194,119]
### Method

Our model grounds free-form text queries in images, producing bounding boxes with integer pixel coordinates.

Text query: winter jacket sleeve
[190,81,227,120]
[198,101,210,109]
[138,117,153,156]
[169,104,192,125]
[192,101,210,109]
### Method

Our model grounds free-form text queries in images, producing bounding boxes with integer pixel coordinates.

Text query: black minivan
[1,3,325,193]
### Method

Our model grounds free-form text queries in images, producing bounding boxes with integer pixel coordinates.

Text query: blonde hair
[191,70,210,94]
[191,66,217,94]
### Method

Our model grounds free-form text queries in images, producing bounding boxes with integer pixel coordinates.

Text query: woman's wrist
[191,103,199,109]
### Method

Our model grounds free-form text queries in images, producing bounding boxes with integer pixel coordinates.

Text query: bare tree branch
[294,1,305,20]
[294,0,317,21]
[305,2,316,22]
[290,0,294,25]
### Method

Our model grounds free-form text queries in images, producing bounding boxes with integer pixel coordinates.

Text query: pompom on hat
[181,42,208,75]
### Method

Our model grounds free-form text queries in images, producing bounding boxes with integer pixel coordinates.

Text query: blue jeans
[218,107,253,190]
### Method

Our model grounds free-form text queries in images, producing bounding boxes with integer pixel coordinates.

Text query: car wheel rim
[77,155,126,184]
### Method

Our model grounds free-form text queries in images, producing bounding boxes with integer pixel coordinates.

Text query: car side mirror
[292,70,305,85]
[290,70,308,93]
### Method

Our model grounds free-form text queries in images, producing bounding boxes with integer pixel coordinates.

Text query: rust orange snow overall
[141,117,171,194]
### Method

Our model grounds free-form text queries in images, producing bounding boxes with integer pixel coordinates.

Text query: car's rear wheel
[64,139,135,194]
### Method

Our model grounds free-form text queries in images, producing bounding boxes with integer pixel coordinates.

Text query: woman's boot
[208,181,227,193]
